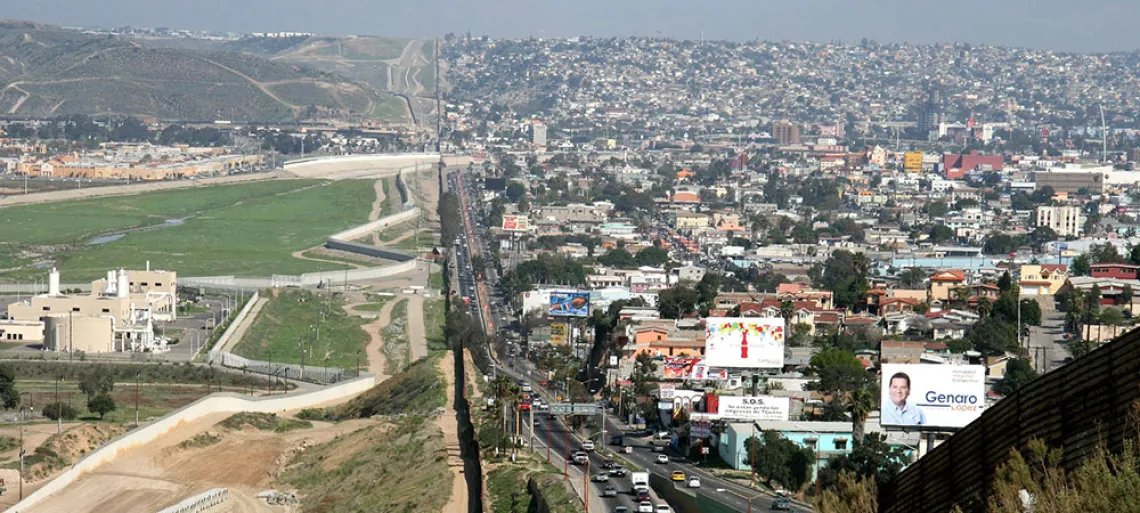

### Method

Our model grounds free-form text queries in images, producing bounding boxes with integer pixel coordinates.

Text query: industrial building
[0,266,178,353]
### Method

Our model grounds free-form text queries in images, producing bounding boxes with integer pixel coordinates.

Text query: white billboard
[880,364,987,429]
[704,317,785,368]
[718,396,790,422]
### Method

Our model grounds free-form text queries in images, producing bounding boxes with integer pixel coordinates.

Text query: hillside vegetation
[0,20,400,122]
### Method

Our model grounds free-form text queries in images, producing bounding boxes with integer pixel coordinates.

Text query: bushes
[42,402,79,421]
[309,356,445,421]
[6,361,270,388]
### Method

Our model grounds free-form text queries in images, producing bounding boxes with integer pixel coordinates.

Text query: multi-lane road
[448,168,809,513]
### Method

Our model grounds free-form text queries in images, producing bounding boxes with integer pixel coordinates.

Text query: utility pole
[299,335,305,381]
[55,376,61,435]
[135,372,141,425]
[529,406,535,456]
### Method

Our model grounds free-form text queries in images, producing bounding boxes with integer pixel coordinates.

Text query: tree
[1071,254,1091,276]
[0,365,17,409]
[634,246,670,267]
[87,393,116,420]
[1066,335,1095,360]
[992,358,1038,396]
[1100,307,1126,339]
[631,353,657,398]
[899,268,926,288]
[817,472,878,513]
[997,271,1013,293]
[808,349,873,396]
[1020,298,1043,327]
[42,402,78,421]
[752,271,787,292]
[968,317,1018,356]
[657,284,700,319]
[505,182,526,202]
[820,250,870,309]
[816,433,908,494]
[1125,285,1135,314]
[489,374,521,452]
[597,248,637,268]
[927,224,955,244]
[1088,242,1125,264]
[745,431,816,491]
[926,201,949,218]
[850,387,875,444]
[79,367,115,400]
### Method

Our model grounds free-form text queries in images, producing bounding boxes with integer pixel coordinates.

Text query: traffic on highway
[447,169,808,513]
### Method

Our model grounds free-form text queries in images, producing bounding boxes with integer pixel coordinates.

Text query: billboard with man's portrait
[880,364,987,429]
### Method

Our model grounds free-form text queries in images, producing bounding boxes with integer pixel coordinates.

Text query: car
[609,465,628,477]
[592,473,609,482]
[603,486,618,498]
[582,440,595,451]
[670,471,685,482]
[573,451,588,464]
[655,506,672,513]
[656,454,669,464]
[623,446,634,454]
[652,445,665,453]
[614,508,628,513]
[637,501,654,513]
[600,460,615,469]
[687,477,701,488]
[610,435,624,446]
[771,499,792,510]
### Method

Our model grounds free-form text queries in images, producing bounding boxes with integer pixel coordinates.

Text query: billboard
[662,357,701,379]
[502,215,532,232]
[903,151,924,172]
[704,318,785,368]
[549,291,590,317]
[690,360,728,381]
[717,396,790,422]
[550,323,568,345]
[880,364,987,429]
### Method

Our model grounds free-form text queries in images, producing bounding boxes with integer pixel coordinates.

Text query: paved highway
[448,168,808,513]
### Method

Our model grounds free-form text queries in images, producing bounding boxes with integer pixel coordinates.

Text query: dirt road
[437,352,466,513]
[23,412,378,513]
[364,298,399,380]
[406,294,427,362]
[214,297,267,354]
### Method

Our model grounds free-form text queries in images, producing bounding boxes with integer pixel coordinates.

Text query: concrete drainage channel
[453,344,486,513]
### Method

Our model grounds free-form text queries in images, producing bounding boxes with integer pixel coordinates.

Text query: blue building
[718,421,856,481]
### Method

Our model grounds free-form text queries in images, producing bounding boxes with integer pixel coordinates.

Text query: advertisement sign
[502,215,532,232]
[880,364,987,429]
[663,357,701,379]
[903,151,924,172]
[717,396,790,422]
[550,323,568,345]
[691,421,713,438]
[691,361,728,381]
[704,318,785,368]
[549,291,590,317]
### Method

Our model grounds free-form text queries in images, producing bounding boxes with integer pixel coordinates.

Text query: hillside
[142,33,438,125]
[0,20,408,122]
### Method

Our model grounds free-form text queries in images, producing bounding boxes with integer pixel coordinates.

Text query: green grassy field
[0,179,377,281]
[232,289,367,369]
[17,380,238,424]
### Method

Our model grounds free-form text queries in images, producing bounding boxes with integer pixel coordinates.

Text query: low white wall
[328,208,420,241]
[284,154,440,178]
[156,488,228,513]
[4,374,376,513]
[207,291,260,361]
[179,259,418,288]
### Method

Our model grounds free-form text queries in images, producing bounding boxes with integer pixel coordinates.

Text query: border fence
[208,350,351,385]
[881,327,1140,512]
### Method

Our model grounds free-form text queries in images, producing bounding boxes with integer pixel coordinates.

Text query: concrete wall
[283,154,440,179]
[325,239,418,262]
[178,259,417,289]
[327,207,420,242]
[4,374,376,513]
[207,291,260,359]
[155,488,228,513]
[0,172,279,207]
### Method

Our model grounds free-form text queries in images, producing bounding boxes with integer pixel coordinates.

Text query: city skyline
[4,0,1140,53]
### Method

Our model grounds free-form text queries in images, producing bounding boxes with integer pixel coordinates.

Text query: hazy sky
[3,0,1138,52]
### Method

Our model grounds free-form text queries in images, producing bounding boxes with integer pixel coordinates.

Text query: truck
[631,472,650,494]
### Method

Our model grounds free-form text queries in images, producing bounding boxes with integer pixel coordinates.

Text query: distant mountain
[0,20,409,123]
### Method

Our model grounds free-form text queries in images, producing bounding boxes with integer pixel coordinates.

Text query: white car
[688,477,701,488]
[655,505,672,513]
[637,501,654,513]
[656,454,669,464]
[582,440,595,451]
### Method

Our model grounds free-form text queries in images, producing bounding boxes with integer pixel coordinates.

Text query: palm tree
[489,374,520,453]
[850,387,874,444]
[780,300,795,326]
